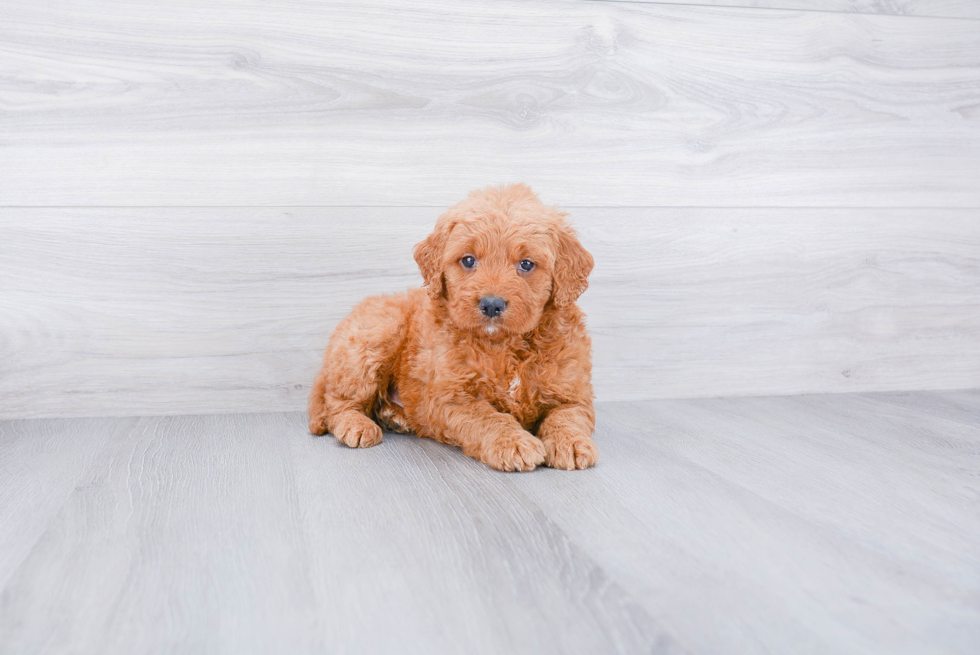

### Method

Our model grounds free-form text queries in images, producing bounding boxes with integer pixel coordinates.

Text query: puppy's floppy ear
[551,220,594,308]
[414,218,453,300]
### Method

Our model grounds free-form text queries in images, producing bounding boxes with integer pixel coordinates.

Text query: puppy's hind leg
[308,294,408,448]
[307,368,332,436]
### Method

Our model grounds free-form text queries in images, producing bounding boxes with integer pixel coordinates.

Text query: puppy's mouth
[478,313,516,338]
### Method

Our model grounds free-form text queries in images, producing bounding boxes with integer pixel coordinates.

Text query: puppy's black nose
[479,295,507,318]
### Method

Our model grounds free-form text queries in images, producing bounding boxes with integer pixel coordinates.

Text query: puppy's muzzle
[479,295,507,318]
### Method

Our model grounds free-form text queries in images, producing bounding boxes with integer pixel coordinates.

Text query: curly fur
[308,184,597,471]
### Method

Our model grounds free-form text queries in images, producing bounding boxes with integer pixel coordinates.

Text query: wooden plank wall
[1,0,978,418]
[613,1,980,19]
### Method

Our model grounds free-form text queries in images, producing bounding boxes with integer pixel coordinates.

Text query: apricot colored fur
[308,184,597,471]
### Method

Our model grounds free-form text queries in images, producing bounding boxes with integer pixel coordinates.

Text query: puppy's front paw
[543,433,598,470]
[481,430,546,472]
[332,411,383,448]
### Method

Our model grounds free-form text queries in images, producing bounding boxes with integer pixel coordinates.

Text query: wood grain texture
[511,392,980,654]
[0,414,323,655]
[0,417,132,590]
[605,1,980,19]
[288,415,677,655]
[0,392,977,653]
[1,0,979,206]
[0,411,680,655]
[2,207,978,419]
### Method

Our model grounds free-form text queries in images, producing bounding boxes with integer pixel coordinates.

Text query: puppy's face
[440,218,555,336]
[415,184,593,338]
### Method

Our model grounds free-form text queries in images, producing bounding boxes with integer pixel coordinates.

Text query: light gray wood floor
[1,390,977,654]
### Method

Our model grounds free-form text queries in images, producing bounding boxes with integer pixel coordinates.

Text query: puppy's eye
[518,259,535,272]
[460,255,477,269]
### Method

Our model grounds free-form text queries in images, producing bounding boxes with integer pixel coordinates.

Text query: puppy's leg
[308,295,407,448]
[308,368,331,435]
[421,400,546,472]
[538,403,598,470]
[327,408,384,449]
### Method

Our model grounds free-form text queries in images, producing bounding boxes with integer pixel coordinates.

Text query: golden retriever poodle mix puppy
[308,183,597,471]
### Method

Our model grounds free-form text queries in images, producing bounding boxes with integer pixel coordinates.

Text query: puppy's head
[414,184,593,337]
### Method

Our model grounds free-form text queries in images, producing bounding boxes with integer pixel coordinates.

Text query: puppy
[308,183,597,471]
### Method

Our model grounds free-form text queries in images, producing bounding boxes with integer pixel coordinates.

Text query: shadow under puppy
[309,184,597,471]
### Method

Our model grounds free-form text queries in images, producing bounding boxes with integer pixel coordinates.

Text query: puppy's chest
[469,351,544,421]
